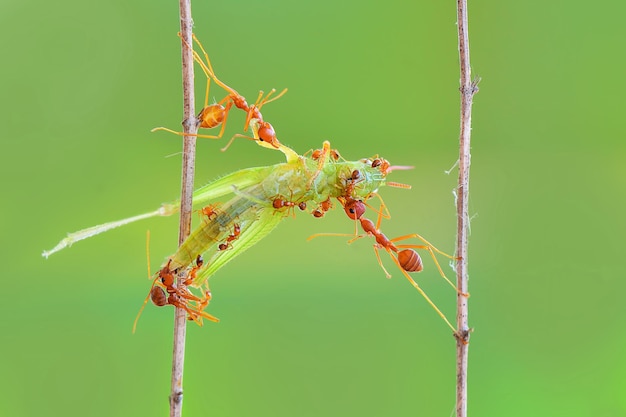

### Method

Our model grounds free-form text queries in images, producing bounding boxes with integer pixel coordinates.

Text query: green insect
[43,139,459,331]
[164,142,388,283]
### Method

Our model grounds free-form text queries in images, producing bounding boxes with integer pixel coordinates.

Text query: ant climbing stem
[189,33,287,150]
[151,33,288,153]
[154,260,219,325]
[133,233,218,333]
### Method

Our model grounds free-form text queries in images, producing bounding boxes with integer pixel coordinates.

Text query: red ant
[152,33,287,151]
[184,254,204,285]
[185,288,214,323]
[342,197,458,285]
[312,197,333,218]
[272,195,308,218]
[306,141,342,188]
[273,197,307,211]
[198,204,220,222]
[308,194,462,333]
[343,169,363,199]
[218,223,241,251]
[367,157,415,189]
[311,145,341,162]
[155,258,218,323]
[133,249,218,332]
[181,256,216,323]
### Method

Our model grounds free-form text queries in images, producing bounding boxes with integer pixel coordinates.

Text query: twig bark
[170,1,197,416]
[455,0,477,416]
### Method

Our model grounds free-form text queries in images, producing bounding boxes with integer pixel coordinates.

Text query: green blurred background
[2,0,625,415]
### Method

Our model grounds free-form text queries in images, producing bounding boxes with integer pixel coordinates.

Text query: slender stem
[170,1,197,416]
[455,0,477,416]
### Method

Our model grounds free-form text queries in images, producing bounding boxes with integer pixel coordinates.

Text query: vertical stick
[170,1,197,416]
[455,0,477,416]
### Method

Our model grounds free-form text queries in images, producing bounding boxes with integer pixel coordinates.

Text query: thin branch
[170,1,197,416]
[455,0,477,416]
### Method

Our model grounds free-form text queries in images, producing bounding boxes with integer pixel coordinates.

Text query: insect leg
[391,233,464,294]
[386,251,457,333]
[307,141,332,187]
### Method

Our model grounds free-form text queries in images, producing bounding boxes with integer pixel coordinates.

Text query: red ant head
[256,122,280,148]
[158,262,175,287]
[343,199,366,220]
[361,157,392,176]
[375,159,391,175]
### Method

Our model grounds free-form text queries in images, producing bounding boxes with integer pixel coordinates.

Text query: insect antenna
[386,181,412,189]
[132,230,161,333]
[384,164,413,189]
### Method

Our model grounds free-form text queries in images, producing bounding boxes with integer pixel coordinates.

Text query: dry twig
[169,1,197,416]
[455,0,478,416]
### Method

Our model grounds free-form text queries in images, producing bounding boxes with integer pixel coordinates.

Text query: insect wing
[191,165,271,207]
[191,205,283,286]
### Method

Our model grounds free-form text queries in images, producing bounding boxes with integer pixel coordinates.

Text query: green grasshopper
[43,140,442,324]
[43,139,459,332]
